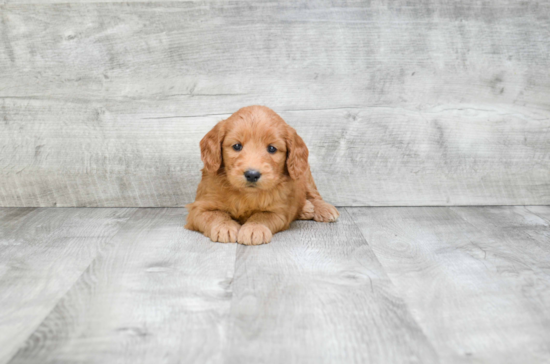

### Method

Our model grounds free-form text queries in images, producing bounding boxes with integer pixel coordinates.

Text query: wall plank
[1,1,549,206]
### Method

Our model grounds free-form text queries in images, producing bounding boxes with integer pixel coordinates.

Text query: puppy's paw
[237,223,272,245]
[298,199,315,220]
[210,220,241,243]
[313,200,339,222]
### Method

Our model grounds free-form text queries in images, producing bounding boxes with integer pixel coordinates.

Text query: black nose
[244,169,261,183]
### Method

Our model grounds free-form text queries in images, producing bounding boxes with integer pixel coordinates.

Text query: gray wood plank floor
[0,207,136,364]
[348,207,550,364]
[1,206,549,363]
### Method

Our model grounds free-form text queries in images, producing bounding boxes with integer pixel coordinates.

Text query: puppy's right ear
[285,126,309,180]
[200,121,225,173]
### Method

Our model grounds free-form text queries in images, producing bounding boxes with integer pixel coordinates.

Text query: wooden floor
[1,206,549,364]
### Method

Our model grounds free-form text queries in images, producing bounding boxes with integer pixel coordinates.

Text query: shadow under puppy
[186,105,339,245]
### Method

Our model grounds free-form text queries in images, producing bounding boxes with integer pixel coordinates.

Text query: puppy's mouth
[245,183,258,188]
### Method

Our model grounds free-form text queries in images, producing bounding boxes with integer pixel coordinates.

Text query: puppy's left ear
[200,120,225,173]
[286,126,309,180]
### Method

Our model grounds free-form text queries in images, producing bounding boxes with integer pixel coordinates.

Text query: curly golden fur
[185,105,339,245]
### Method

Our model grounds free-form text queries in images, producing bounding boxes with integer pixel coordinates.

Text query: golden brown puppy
[185,105,339,245]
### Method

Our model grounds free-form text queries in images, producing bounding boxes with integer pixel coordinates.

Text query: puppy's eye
[232,143,243,151]
[267,145,277,154]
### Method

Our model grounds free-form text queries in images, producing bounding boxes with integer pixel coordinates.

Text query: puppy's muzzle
[244,169,261,183]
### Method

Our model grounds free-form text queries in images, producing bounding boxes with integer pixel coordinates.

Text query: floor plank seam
[344,207,443,361]
[221,244,239,359]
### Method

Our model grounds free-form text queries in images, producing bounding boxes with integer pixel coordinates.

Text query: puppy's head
[200,105,308,191]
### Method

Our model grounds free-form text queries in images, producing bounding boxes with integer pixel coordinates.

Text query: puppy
[185,105,339,245]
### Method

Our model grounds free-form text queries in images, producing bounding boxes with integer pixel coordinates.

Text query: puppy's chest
[226,193,280,222]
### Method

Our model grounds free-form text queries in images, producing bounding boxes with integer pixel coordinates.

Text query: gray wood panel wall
[1,0,549,207]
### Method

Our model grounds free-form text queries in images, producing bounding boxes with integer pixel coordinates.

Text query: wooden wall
[1,0,549,207]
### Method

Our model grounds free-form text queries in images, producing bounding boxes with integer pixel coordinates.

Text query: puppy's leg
[238,212,288,245]
[186,207,240,243]
[303,168,340,222]
[297,199,314,220]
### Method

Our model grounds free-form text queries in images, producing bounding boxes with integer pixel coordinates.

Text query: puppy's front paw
[237,223,272,245]
[210,220,241,243]
[313,201,339,222]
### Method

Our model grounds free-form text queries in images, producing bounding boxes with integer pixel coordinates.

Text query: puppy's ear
[200,121,225,173]
[286,126,309,180]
